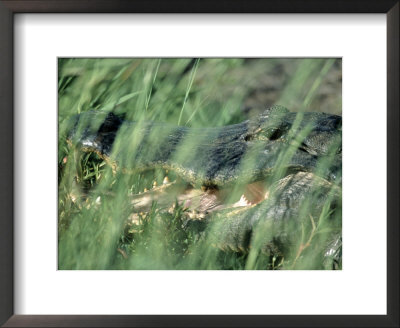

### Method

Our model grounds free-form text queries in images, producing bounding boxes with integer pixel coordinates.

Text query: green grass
[58,58,342,270]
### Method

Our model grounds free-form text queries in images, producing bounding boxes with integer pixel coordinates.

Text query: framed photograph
[57,57,343,272]
[1,1,398,327]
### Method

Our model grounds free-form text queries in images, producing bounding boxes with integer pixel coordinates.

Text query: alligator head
[64,106,342,268]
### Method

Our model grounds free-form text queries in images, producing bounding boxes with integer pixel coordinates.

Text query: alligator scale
[65,106,342,269]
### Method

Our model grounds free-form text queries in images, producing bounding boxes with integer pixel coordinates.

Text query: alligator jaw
[127,177,267,223]
[64,107,342,224]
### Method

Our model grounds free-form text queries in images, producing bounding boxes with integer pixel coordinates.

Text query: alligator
[64,105,342,269]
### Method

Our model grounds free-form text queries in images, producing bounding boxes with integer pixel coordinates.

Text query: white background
[14,14,387,315]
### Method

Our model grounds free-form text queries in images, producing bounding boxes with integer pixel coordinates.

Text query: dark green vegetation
[58,58,342,270]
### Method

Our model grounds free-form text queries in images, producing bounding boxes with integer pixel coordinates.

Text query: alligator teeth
[143,187,148,192]
[117,248,128,259]
[244,181,267,204]
[152,181,157,188]
[129,213,140,225]
[242,194,252,205]
[168,203,176,214]
[243,194,251,205]
[233,194,251,207]
[163,176,169,184]
[69,193,77,203]
[188,211,197,219]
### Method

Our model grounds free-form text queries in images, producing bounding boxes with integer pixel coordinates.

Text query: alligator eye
[325,116,342,130]
[244,127,283,141]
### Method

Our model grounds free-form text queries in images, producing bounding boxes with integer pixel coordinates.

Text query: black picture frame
[0,1,398,327]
